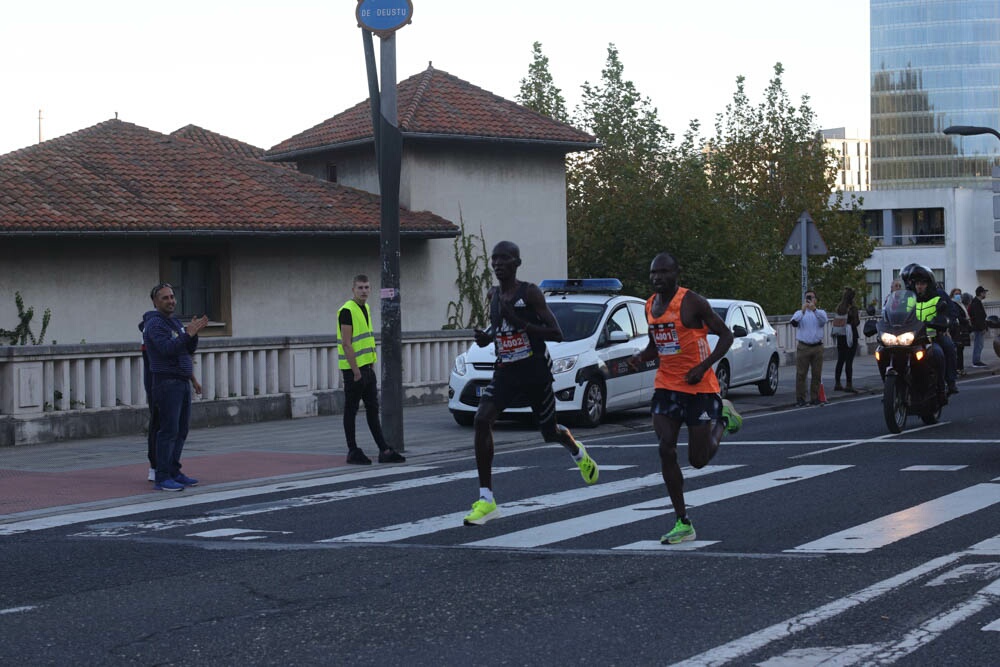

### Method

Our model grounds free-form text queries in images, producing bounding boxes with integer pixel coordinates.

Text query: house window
[159,245,231,336]
[326,163,338,183]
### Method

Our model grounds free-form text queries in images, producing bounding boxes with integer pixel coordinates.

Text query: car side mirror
[732,325,748,338]
[608,330,629,344]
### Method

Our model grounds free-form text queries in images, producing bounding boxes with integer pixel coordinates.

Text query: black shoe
[795,400,807,407]
[834,384,844,391]
[378,448,406,463]
[947,382,959,395]
[346,448,372,465]
[809,399,821,406]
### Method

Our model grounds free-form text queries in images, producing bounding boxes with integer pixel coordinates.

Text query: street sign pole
[801,214,808,301]
[782,211,828,302]
[357,0,412,451]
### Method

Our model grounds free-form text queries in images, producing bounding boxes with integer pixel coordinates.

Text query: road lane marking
[613,540,720,551]
[0,465,439,536]
[71,467,522,538]
[790,423,949,458]
[319,465,743,544]
[788,484,1000,554]
[669,553,962,667]
[0,606,37,615]
[467,465,851,549]
[902,465,968,471]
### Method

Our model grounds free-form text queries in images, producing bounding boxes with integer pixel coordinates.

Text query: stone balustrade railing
[2,305,995,447]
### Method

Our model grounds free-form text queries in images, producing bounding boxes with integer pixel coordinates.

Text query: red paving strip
[0,452,348,515]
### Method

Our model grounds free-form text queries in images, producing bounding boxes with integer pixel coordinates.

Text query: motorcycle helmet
[900,263,934,291]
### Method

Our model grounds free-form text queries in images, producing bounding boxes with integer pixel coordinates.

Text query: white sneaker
[147,468,156,482]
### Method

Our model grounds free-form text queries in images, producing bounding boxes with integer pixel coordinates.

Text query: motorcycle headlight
[453,353,467,376]
[551,355,579,374]
[880,332,915,346]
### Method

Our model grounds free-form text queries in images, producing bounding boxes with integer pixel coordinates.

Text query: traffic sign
[782,211,828,256]
[356,0,413,37]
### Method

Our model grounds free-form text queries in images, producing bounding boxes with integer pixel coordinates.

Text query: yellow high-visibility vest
[337,300,377,370]
[915,295,941,339]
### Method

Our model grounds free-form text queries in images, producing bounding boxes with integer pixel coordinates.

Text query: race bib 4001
[651,322,681,356]
[497,331,533,363]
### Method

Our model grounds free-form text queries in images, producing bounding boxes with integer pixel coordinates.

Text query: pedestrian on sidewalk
[462,241,599,526]
[790,288,828,406]
[832,287,860,393]
[337,274,405,465]
[970,286,989,367]
[628,252,741,545]
[143,283,208,491]
[138,320,202,482]
[950,290,972,375]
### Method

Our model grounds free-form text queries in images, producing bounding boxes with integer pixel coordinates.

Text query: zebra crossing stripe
[789,483,1000,554]
[69,467,522,538]
[467,465,851,549]
[318,465,744,544]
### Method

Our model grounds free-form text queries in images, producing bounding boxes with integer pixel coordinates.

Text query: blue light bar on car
[539,278,623,293]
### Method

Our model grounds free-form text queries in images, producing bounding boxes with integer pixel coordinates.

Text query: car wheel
[451,410,475,427]
[715,361,730,399]
[757,355,779,396]
[575,380,606,428]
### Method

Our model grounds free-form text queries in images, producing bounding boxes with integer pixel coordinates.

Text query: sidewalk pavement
[1,356,994,523]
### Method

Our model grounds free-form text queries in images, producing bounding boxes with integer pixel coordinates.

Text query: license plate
[475,385,486,397]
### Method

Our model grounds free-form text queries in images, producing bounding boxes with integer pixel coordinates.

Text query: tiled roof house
[0,65,595,345]
[0,119,456,342]
[263,65,597,322]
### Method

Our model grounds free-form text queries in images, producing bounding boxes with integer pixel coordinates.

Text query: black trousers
[343,365,389,451]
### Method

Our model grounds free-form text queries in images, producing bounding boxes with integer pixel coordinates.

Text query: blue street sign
[356,0,413,36]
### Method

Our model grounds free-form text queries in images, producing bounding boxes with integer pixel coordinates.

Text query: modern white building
[835,187,997,310]
[822,127,870,192]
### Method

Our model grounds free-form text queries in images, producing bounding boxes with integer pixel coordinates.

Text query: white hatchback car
[707,299,780,399]
[448,279,655,428]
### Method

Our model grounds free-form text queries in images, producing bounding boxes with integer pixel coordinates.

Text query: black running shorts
[651,388,721,427]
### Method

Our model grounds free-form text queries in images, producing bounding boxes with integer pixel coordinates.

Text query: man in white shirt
[790,289,828,406]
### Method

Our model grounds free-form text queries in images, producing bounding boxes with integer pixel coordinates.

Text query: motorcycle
[875,289,944,433]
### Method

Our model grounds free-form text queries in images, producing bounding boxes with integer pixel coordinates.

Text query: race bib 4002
[497,331,533,363]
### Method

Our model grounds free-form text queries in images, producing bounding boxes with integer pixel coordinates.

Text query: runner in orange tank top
[628,252,743,545]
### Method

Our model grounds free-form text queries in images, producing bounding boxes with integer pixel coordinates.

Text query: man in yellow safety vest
[337,274,405,465]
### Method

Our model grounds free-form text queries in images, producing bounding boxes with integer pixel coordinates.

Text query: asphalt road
[3,375,1000,666]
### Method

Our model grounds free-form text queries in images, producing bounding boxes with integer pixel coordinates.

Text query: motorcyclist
[899,263,949,403]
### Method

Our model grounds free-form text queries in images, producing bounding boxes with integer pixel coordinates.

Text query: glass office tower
[871,0,1000,189]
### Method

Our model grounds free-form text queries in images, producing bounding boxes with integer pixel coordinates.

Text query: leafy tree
[567,44,676,296]
[703,63,875,314]
[517,41,569,123]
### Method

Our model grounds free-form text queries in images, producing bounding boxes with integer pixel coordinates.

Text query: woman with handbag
[951,290,973,375]
[832,287,860,392]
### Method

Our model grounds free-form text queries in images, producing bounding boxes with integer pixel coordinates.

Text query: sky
[0,0,871,156]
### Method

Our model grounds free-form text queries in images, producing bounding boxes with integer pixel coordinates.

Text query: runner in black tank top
[462,241,600,526]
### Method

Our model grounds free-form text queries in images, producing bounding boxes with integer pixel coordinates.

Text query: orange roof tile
[266,65,596,159]
[0,120,456,236]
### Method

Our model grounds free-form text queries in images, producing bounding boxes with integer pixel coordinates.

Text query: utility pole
[357,0,413,451]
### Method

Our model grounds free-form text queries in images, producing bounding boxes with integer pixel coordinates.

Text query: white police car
[707,299,780,399]
[448,279,655,427]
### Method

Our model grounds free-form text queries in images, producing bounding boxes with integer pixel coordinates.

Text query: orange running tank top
[645,288,720,394]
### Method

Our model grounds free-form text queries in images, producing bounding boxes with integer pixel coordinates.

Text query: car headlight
[880,332,915,346]
[453,353,467,376]
[551,355,579,374]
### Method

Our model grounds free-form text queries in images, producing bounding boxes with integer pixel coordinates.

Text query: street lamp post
[943,125,1000,141]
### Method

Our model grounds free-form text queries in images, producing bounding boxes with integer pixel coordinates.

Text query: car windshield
[549,302,606,342]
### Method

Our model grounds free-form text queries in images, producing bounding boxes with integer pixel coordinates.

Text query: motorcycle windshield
[883,289,918,328]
